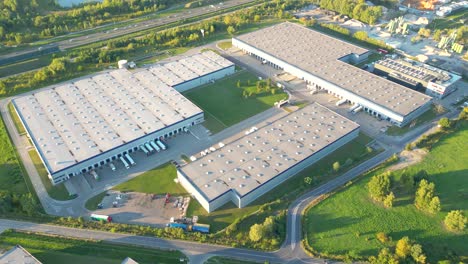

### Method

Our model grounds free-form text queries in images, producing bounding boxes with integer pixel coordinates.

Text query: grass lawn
[0,230,185,264]
[386,105,443,136]
[28,149,72,201]
[183,70,288,133]
[187,133,375,232]
[205,256,263,264]
[305,121,468,262]
[7,102,26,135]
[217,41,232,50]
[428,9,468,30]
[113,163,187,195]
[0,55,51,78]
[0,115,28,195]
[85,191,107,211]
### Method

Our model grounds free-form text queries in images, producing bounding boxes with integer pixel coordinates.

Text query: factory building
[232,22,433,127]
[12,51,234,185]
[177,103,360,212]
[374,58,462,99]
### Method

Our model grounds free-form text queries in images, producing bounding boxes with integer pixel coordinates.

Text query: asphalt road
[0,0,256,61]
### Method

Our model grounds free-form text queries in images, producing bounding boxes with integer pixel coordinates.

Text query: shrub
[376,232,389,243]
[368,172,391,202]
[444,210,467,231]
[383,192,395,208]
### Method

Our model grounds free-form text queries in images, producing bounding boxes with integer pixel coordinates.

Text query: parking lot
[93,190,191,227]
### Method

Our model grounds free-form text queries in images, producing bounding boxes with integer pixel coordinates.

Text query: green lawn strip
[0,114,28,195]
[217,41,233,50]
[28,149,72,201]
[113,163,187,195]
[0,230,185,264]
[7,102,26,135]
[205,256,264,264]
[183,70,287,130]
[386,105,442,136]
[188,133,375,233]
[305,121,468,262]
[85,192,107,211]
[0,55,52,78]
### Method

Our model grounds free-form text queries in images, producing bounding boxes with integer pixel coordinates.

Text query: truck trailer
[124,154,136,166]
[150,140,161,152]
[90,214,112,222]
[140,145,150,156]
[120,156,130,169]
[144,143,155,153]
[90,170,99,180]
[156,140,167,150]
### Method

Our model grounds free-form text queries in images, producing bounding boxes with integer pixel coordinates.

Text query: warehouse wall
[174,65,235,93]
[232,38,433,127]
[48,112,204,185]
[238,128,360,208]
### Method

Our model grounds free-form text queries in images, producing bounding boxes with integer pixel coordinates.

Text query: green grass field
[428,9,468,30]
[7,103,26,135]
[113,163,187,195]
[85,191,107,211]
[305,121,468,262]
[217,41,233,50]
[28,149,72,201]
[183,70,288,133]
[0,55,51,78]
[0,114,28,195]
[0,230,185,264]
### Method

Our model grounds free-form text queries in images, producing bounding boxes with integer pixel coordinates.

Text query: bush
[438,117,451,129]
[444,210,467,231]
[376,232,389,243]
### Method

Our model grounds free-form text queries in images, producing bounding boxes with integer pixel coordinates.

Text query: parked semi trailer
[90,214,112,222]
[124,154,136,166]
[120,156,130,169]
[156,140,167,150]
[90,170,99,180]
[150,140,161,152]
[145,142,155,153]
[140,145,150,156]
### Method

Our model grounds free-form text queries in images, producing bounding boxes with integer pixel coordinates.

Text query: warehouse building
[232,22,433,127]
[374,58,461,99]
[12,51,234,185]
[177,103,360,212]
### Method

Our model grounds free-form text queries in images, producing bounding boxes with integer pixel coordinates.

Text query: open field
[205,256,263,264]
[386,104,442,136]
[428,9,468,30]
[0,230,185,264]
[183,70,288,133]
[113,163,187,195]
[305,121,468,262]
[0,115,28,195]
[28,149,72,201]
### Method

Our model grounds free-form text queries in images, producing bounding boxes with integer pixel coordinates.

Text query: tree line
[310,0,383,25]
[0,0,185,45]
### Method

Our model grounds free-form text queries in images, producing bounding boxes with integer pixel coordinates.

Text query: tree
[410,244,426,263]
[459,107,468,120]
[395,236,411,258]
[262,216,275,236]
[332,161,340,172]
[368,172,391,202]
[414,179,440,213]
[376,232,389,243]
[226,26,236,35]
[254,15,261,22]
[438,117,451,129]
[304,176,312,185]
[369,248,399,264]
[383,192,395,208]
[418,28,431,38]
[249,223,264,242]
[444,210,467,231]
[48,58,67,75]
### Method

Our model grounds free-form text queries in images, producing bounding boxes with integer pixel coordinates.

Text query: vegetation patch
[113,163,187,195]
[217,40,233,50]
[85,192,107,211]
[7,103,26,135]
[204,256,264,264]
[183,70,287,133]
[305,120,468,262]
[28,149,72,201]
[0,230,185,264]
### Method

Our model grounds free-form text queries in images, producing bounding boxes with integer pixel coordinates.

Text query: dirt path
[388,148,428,171]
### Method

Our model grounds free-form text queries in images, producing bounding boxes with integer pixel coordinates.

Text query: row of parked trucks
[140,139,167,156]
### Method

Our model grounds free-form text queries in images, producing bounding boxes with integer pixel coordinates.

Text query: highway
[0,0,257,62]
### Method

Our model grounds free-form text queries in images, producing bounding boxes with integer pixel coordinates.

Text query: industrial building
[374,58,462,99]
[232,22,433,127]
[177,103,360,212]
[12,51,234,185]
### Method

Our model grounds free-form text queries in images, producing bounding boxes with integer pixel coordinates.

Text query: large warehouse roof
[179,103,359,201]
[12,51,232,174]
[234,22,432,116]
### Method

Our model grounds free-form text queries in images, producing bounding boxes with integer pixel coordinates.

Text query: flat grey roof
[178,103,359,201]
[0,245,42,264]
[234,22,432,116]
[13,51,235,174]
